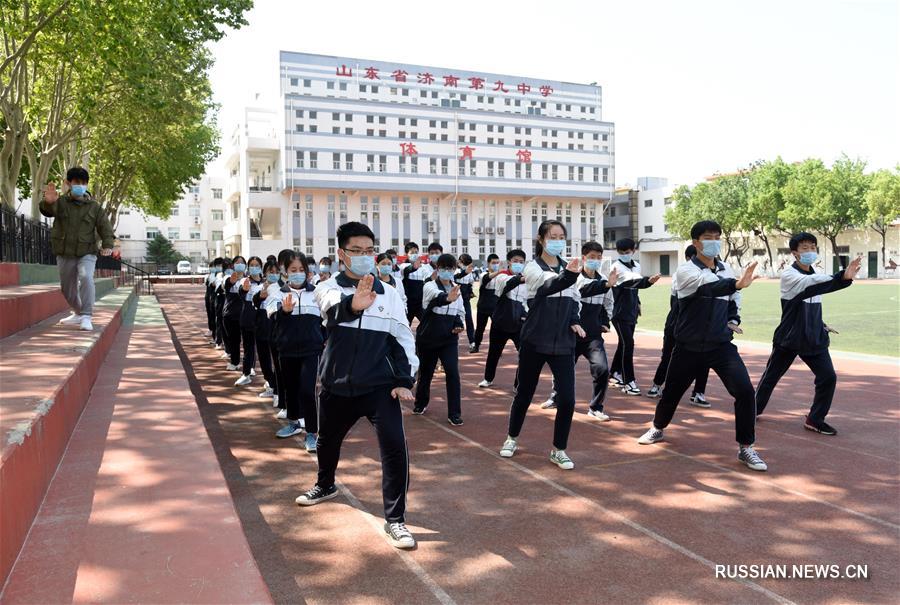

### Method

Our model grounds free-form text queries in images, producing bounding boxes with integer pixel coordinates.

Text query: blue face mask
[266,273,279,283]
[233,263,246,273]
[700,240,721,258]
[437,269,455,281]
[349,255,375,276]
[585,259,601,271]
[288,272,306,285]
[319,264,330,273]
[489,263,500,271]
[224,269,234,276]
[510,262,525,274]
[799,251,818,265]
[378,264,393,275]
[248,266,262,277]
[429,254,440,263]
[618,254,632,263]
[70,184,87,197]
[544,240,566,256]
[408,253,419,262]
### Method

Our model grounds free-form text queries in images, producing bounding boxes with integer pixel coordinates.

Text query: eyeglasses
[342,247,376,256]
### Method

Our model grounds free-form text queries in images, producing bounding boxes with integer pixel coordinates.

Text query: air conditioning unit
[193,216,201,225]
[590,224,597,235]
[427,221,437,233]
[473,226,483,234]
[497,227,505,235]
[485,226,495,234]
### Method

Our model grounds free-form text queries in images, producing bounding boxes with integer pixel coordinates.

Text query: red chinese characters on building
[468,77,485,90]
[400,142,418,156]
[493,80,509,93]
[417,72,435,85]
[364,67,380,80]
[539,85,554,97]
[336,64,352,77]
[516,149,532,163]
[391,69,409,82]
[459,146,476,160]
[443,74,460,87]
[517,82,531,95]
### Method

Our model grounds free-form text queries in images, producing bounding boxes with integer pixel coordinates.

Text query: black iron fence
[96,255,152,295]
[0,205,56,265]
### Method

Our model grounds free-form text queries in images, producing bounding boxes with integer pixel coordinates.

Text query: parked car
[197,263,210,274]
[177,260,192,275]
[157,266,173,276]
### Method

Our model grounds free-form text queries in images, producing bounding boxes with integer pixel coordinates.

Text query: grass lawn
[635,279,900,357]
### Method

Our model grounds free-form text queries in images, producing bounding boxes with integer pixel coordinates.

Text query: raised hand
[566,257,582,273]
[843,256,862,280]
[447,285,461,302]
[281,292,295,314]
[242,277,251,292]
[43,182,59,203]
[391,387,415,402]
[571,324,586,338]
[606,266,619,287]
[352,273,378,312]
[649,273,662,284]
[736,262,759,289]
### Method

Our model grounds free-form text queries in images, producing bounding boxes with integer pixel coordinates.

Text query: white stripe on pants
[57,254,97,316]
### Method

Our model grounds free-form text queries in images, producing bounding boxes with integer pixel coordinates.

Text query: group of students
[200,218,858,549]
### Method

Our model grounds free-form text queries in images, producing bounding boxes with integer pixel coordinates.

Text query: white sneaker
[622,381,641,396]
[59,313,82,326]
[204,329,212,337]
[272,394,279,408]
[477,379,492,388]
[263,381,270,390]
[540,397,557,409]
[610,372,624,385]
[234,374,252,386]
[638,426,665,445]
[79,316,93,331]
[738,446,768,472]
[226,363,240,371]
[384,522,416,549]
[587,409,610,421]
[214,343,222,350]
[299,418,306,429]
[258,387,274,398]
[550,449,574,470]
[249,368,257,376]
[689,392,710,407]
[220,352,229,359]
[276,408,288,419]
[499,436,518,458]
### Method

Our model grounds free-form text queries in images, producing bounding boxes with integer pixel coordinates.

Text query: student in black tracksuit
[610,238,661,395]
[213,259,231,352]
[400,241,433,324]
[204,257,223,339]
[637,220,768,472]
[413,253,466,425]
[269,252,323,451]
[499,220,584,471]
[222,256,247,371]
[234,256,264,386]
[252,260,281,401]
[455,253,477,348]
[755,232,859,436]
[472,253,501,353]
[296,222,419,551]
[479,249,528,388]
[648,245,714,407]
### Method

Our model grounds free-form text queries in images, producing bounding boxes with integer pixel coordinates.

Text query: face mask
[248,266,262,277]
[266,273,279,283]
[378,265,393,275]
[429,254,440,263]
[349,255,375,276]
[224,269,234,276]
[70,184,87,197]
[212,267,221,274]
[700,240,721,258]
[438,269,455,281]
[319,264,330,272]
[618,254,632,263]
[408,253,419,262]
[510,262,525,274]
[288,272,306,286]
[799,251,818,265]
[585,259,601,271]
[489,263,500,271]
[544,240,566,256]
[233,263,246,273]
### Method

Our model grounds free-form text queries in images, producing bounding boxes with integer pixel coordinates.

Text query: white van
[177,260,192,275]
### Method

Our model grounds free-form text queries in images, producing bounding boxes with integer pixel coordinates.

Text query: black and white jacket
[490,272,529,334]
[239,277,266,329]
[416,279,466,349]
[221,274,245,320]
[773,263,851,353]
[672,257,742,352]
[519,257,581,356]
[577,272,614,340]
[265,282,324,358]
[454,267,477,300]
[476,271,500,312]
[400,262,434,307]
[315,273,419,397]
[611,259,654,324]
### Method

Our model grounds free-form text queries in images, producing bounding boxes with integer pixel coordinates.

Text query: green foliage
[146,234,187,265]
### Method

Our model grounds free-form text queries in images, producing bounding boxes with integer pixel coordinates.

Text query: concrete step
[0,278,115,339]
[0,263,61,287]
[0,287,137,585]
[0,296,271,603]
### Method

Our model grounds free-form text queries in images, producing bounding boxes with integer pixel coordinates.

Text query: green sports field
[635,279,900,357]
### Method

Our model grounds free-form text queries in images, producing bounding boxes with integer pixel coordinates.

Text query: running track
[157,284,899,604]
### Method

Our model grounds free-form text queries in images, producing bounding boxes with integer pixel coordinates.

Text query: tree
[146,234,186,266]
[865,166,900,269]
[745,157,795,272]
[781,155,869,270]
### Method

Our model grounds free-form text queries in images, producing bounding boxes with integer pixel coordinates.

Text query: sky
[207,0,899,188]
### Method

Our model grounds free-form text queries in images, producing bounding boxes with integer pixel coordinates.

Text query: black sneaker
[384,521,416,549]
[295,484,338,506]
[804,418,837,436]
[412,405,427,415]
[448,415,464,426]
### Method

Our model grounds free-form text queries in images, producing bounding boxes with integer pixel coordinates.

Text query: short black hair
[507,249,527,261]
[247,255,264,268]
[266,255,277,263]
[615,238,636,252]
[582,241,604,256]
[375,252,393,264]
[263,260,280,275]
[458,253,473,265]
[436,253,457,269]
[486,253,500,263]
[427,241,443,253]
[789,232,818,251]
[277,249,294,271]
[212,257,224,266]
[318,256,333,265]
[66,167,89,182]
[684,245,697,260]
[404,241,419,253]
[232,255,247,265]
[337,222,375,249]
[690,220,722,240]
[385,248,397,256]
[282,251,307,273]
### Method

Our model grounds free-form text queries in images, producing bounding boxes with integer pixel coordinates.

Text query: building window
[146,228,159,239]
[189,229,201,240]
[211,209,224,221]
[168,228,180,240]
[644,199,653,207]
[644,226,653,233]
[290,78,298,86]
[212,230,223,241]
[212,188,222,199]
